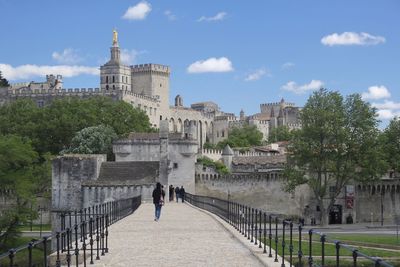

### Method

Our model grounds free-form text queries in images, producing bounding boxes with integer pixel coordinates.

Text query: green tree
[0,97,153,155]
[0,135,39,249]
[0,71,10,87]
[217,125,263,149]
[381,117,400,175]
[268,125,293,143]
[62,125,118,159]
[284,89,386,225]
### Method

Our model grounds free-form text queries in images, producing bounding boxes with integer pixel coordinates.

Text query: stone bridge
[88,201,277,267]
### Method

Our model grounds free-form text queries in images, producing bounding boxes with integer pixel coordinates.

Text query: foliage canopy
[284,89,386,225]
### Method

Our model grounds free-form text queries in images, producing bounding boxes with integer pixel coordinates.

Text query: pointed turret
[109,29,121,64]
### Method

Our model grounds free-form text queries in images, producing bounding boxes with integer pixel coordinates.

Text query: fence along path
[91,202,264,267]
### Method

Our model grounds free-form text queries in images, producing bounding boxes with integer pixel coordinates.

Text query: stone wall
[195,169,312,217]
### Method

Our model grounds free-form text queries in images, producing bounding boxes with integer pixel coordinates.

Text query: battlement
[214,114,237,121]
[201,148,223,161]
[8,87,103,95]
[131,63,170,74]
[123,90,160,103]
[234,151,266,157]
[260,102,295,107]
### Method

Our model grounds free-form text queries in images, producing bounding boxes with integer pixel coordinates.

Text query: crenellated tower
[100,30,131,92]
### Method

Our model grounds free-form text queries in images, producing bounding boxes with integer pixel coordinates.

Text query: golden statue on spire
[112,29,118,45]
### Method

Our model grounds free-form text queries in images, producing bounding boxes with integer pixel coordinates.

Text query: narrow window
[112,76,115,83]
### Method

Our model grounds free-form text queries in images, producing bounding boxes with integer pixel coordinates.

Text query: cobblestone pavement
[91,201,264,267]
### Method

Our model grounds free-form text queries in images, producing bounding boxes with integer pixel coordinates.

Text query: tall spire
[112,29,119,47]
[110,29,121,64]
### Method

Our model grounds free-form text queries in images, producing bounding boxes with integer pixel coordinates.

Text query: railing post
[66,228,71,267]
[105,214,109,253]
[8,249,14,267]
[352,250,358,267]
[281,221,286,267]
[251,208,254,243]
[289,222,293,267]
[269,215,273,257]
[74,223,79,266]
[81,221,87,267]
[298,224,303,267]
[89,217,94,264]
[321,234,326,267]
[43,236,48,267]
[28,241,33,267]
[101,214,105,256]
[258,210,262,249]
[335,241,340,267]
[263,212,267,254]
[274,217,278,262]
[254,209,258,245]
[308,230,313,267]
[96,216,100,260]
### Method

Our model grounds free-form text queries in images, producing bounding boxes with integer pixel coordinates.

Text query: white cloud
[281,80,324,94]
[281,62,295,70]
[361,85,391,100]
[321,32,386,46]
[245,68,269,81]
[187,57,233,73]
[52,48,82,65]
[372,100,400,110]
[376,109,400,120]
[122,1,152,20]
[0,63,99,81]
[121,49,139,65]
[164,10,176,21]
[198,12,227,22]
[371,100,400,120]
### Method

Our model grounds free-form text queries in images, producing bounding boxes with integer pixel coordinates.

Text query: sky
[0,0,399,127]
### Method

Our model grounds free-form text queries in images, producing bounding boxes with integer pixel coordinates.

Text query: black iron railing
[0,195,141,267]
[186,193,394,267]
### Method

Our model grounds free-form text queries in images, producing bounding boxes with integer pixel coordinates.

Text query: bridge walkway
[91,201,265,267]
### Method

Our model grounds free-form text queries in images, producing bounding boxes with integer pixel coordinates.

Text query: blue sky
[1,0,399,126]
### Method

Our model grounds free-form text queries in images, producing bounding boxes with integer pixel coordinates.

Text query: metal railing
[0,195,141,267]
[186,193,394,267]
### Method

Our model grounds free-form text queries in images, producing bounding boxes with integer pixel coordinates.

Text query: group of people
[152,183,186,221]
[169,185,185,203]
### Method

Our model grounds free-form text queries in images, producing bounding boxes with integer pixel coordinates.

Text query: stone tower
[221,144,234,170]
[100,30,131,91]
[240,109,245,121]
[131,64,171,120]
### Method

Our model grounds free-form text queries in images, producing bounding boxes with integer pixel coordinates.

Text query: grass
[16,224,51,231]
[260,234,400,267]
[0,237,50,267]
[328,233,400,247]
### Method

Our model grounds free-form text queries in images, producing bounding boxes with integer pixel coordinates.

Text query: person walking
[175,186,180,203]
[169,185,174,201]
[180,186,186,203]
[152,182,165,221]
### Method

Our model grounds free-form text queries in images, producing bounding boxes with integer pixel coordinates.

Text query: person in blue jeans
[152,182,165,221]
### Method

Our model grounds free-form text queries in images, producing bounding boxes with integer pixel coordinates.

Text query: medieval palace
[0,31,301,148]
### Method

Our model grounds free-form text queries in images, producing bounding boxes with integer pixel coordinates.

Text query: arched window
[106,85,109,90]
[112,76,115,83]
[112,85,115,90]
[106,76,108,83]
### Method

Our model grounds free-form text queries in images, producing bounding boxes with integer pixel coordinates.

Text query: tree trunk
[318,199,328,226]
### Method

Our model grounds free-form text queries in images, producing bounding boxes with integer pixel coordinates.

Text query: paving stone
[91,202,264,267]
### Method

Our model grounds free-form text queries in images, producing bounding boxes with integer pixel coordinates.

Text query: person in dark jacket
[175,186,180,202]
[180,186,185,203]
[169,185,174,201]
[152,182,165,221]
